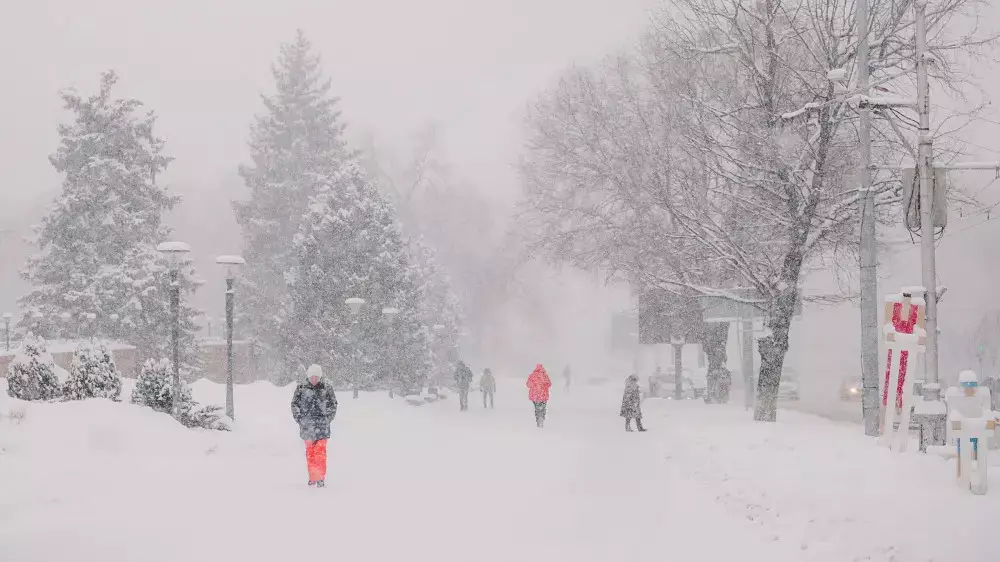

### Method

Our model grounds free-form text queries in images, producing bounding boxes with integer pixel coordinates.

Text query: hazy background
[2,0,1000,396]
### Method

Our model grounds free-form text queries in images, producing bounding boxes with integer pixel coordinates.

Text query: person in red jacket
[526,364,552,428]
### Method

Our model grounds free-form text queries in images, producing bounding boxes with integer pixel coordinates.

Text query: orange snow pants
[304,439,328,482]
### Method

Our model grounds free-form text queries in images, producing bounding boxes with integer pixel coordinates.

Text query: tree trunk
[753,280,799,422]
[701,322,730,403]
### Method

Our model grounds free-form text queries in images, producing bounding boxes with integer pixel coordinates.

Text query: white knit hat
[307,364,323,379]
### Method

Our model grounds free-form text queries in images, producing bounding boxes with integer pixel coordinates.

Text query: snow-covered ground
[1,377,997,561]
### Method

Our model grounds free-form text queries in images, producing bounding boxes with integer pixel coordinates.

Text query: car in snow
[839,376,862,401]
[777,369,800,401]
[647,369,699,399]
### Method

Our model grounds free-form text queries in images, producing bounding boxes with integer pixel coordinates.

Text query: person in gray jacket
[291,364,338,488]
[454,361,474,411]
[481,367,496,408]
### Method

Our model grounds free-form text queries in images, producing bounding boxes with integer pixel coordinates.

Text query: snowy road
[1,379,997,561]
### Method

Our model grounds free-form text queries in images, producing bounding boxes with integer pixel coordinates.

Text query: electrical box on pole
[902,167,948,229]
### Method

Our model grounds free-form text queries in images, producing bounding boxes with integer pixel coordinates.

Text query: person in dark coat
[291,364,338,487]
[620,374,646,432]
[481,367,496,409]
[454,361,474,411]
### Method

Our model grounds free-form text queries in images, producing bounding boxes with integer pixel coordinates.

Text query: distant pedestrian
[481,367,496,409]
[563,364,572,392]
[290,364,339,488]
[526,364,552,428]
[621,374,646,432]
[454,361,474,411]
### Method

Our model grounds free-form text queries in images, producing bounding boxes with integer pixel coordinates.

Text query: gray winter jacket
[291,380,338,441]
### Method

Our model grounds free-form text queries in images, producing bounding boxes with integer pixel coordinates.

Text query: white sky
[0,0,654,213]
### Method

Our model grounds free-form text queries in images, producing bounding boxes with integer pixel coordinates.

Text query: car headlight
[849,387,858,394]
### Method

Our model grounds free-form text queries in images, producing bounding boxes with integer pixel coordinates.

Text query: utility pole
[914,1,939,386]
[856,0,880,436]
[741,318,755,409]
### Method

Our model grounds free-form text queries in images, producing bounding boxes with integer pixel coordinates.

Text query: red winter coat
[526,365,552,402]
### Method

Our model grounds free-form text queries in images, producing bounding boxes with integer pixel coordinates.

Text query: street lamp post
[346,297,366,399]
[158,241,191,419]
[216,255,245,420]
[670,335,685,401]
[382,307,399,397]
[2,312,12,351]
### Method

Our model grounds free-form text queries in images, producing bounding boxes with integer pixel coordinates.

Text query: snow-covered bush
[178,403,231,432]
[131,358,229,431]
[6,333,61,401]
[131,358,188,412]
[63,343,122,401]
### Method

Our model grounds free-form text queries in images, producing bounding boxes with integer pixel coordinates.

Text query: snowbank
[648,401,1000,561]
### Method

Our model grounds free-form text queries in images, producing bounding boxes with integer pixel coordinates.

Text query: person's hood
[530,364,548,378]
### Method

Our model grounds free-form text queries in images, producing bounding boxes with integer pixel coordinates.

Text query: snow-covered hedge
[6,333,61,401]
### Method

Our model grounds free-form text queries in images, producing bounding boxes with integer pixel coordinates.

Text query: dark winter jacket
[291,380,338,441]
[454,362,474,391]
[620,377,642,418]
[480,371,496,393]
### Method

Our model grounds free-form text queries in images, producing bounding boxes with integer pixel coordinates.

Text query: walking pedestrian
[563,364,572,392]
[481,367,496,408]
[621,374,646,432]
[454,360,474,411]
[290,364,338,488]
[526,364,552,428]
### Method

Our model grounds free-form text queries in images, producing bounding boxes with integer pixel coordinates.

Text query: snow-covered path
[2,378,997,561]
[0,380,793,562]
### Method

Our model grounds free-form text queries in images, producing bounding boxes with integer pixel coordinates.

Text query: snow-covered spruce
[131,358,187,412]
[131,359,229,431]
[6,333,61,401]
[234,30,351,373]
[63,342,122,401]
[282,162,432,394]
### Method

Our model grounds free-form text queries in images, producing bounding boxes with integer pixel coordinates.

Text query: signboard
[698,289,802,323]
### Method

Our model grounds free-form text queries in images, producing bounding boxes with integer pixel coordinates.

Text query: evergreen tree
[234,31,350,370]
[18,71,201,371]
[63,342,122,400]
[131,358,183,412]
[93,244,202,375]
[409,238,463,384]
[7,333,62,401]
[283,162,431,393]
[131,358,229,431]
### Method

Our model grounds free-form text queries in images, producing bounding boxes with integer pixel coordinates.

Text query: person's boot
[308,480,316,487]
[626,419,634,432]
[315,480,326,488]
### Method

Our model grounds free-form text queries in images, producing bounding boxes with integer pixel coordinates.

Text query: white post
[856,0,881,438]
[915,1,939,386]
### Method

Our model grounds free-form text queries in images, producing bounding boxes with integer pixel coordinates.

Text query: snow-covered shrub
[131,358,188,412]
[63,342,122,401]
[131,358,229,431]
[178,403,231,432]
[6,333,61,401]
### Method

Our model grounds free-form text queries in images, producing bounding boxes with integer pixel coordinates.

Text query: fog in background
[3,0,1000,396]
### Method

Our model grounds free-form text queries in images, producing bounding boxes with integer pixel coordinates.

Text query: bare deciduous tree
[521,0,994,420]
